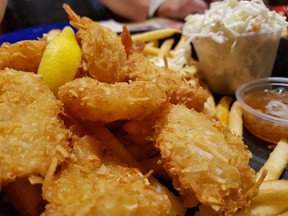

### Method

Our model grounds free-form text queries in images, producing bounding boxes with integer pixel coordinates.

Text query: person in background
[153,0,211,20]
[1,0,218,33]
[2,0,112,32]
[102,0,215,22]
[0,0,7,23]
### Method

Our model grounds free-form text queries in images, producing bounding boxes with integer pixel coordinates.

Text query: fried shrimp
[0,68,70,184]
[42,135,172,216]
[63,4,129,83]
[154,104,258,215]
[58,77,167,123]
[62,4,208,111]
[128,52,209,112]
[0,39,47,73]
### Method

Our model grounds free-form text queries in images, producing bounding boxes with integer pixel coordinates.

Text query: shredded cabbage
[180,0,288,94]
[183,0,288,44]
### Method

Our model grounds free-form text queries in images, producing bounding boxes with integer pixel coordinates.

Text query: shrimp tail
[63,3,92,30]
[63,4,80,23]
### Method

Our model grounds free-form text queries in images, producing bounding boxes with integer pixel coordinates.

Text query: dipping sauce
[242,89,288,144]
[244,89,288,119]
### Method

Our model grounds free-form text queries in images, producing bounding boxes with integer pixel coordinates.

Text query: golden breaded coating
[58,78,167,123]
[128,52,209,112]
[154,104,258,215]
[63,4,129,83]
[0,68,70,184]
[0,39,47,73]
[42,135,171,216]
[63,4,208,112]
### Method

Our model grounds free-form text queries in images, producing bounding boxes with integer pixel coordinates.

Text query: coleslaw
[183,0,288,44]
[181,0,288,94]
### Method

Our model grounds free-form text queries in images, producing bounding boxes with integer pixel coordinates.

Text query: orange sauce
[243,89,288,120]
[242,89,288,144]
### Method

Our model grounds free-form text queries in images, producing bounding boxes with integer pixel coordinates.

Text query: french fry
[253,180,288,204]
[216,96,233,126]
[257,139,288,181]
[145,40,159,48]
[228,101,243,137]
[131,28,182,42]
[180,65,199,77]
[143,45,162,56]
[234,180,288,216]
[159,38,175,58]
[173,35,186,51]
[143,40,175,58]
[202,95,216,117]
[234,203,288,216]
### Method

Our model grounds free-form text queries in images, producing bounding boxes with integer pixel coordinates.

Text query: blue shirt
[4,0,114,31]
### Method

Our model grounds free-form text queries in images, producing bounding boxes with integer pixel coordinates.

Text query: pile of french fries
[133,28,288,215]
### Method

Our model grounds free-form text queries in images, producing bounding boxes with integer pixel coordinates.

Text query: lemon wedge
[38,26,82,93]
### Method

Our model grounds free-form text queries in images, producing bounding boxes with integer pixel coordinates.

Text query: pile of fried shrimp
[0,4,269,216]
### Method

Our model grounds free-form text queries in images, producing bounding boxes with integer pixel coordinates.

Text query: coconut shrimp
[128,52,209,112]
[42,135,172,216]
[63,4,209,111]
[63,4,129,83]
[0,68,70,184]
[0,39,47,73]
[154,104,259,215]
[58,77,167,123]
